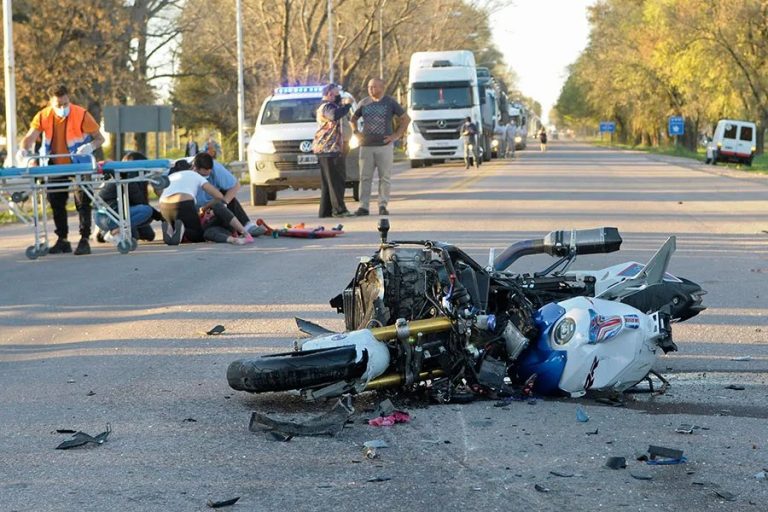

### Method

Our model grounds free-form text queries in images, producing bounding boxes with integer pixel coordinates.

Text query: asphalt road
[1,141,767,511]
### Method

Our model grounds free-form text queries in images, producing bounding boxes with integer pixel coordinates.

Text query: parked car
[705,119,757,166]
[247,86,359,206]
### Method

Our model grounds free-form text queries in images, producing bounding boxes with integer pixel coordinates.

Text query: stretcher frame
[0,155,170,259]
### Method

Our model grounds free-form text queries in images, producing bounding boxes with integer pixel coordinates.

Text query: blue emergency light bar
[274,86,325,95]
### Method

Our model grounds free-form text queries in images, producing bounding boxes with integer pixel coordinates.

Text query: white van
[705,119,757,166]
[247,86,359,206]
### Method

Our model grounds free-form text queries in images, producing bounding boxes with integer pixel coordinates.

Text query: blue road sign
[599,121,616,133]
[668,116,685,136]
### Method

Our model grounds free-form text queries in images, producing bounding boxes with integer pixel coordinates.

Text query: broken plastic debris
[55,429,77,434]
[266,431,293,442]
[730,356,752,361]
[675,424,695,434]
[206,325,225,336]
[648,445,684,460]
[364,447,378,459]
[714,490,737,502]
[534,484,550,493]
[56,424,111,450]
[363,440,389,449]
[367,476,391,483]
[630,472,653,481]
[754,471,766,481]
[576,406,589,423]
[725,384,745,390]
[605,457,627,470]
[550,470,574,478]
[586,428,599,436]
[368,411,410,427]
[249,396,354,437]
[207,497,240,508]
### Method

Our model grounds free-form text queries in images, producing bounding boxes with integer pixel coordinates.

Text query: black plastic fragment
[56,429,77,434]
[56,424,111,450]
[605,457,627,469]
[630,472,653,481]
[207,497,240,508]
[295,317,336,337]
[550,470,574,478]
[534,484,550,493]
[648,445,683,460]
[725,384,745,391]
[715,491,737,502]
[249,396,354,437]
[586,428,599,436]
[367,477,391,483]
[266,431,293,442]
[206,325,226,336]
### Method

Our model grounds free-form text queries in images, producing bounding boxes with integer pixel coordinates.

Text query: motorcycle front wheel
[227,345,367,393]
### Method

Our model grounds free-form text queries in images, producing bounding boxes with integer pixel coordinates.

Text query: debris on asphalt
[594,397,625,407]
[714,490,737,502]
[730,356,752,361]
[249,396,354,437]
[367,399,395,419]
[630,472,653,481]
[605,457,627,470]
[364,447,378,459]
[534,484,550,493]
[550,470,574,478]
[648,445,684,460]
[55,429,77,434]
[675,424,695,434]
[725,384,745,390]
[363,440,389,449]
[477,356,507,391]
[207,497,240,508]
[183,418,197,423]
[755,471,766,481]
[367,476,391,483]
[266,431,293,442]
[368,411,410,427]
[206,325,226,336]
[586,428,599,436]
[86,391,95,396]
[55,424,111,450]
[576,406,589,423]
[295,317,335,337]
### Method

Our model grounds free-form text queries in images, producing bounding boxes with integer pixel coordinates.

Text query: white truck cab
[247,86,359,206]
[706,119,757,166]
[406,50,482,168]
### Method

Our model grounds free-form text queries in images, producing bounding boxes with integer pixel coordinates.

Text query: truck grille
[414,119,463,141]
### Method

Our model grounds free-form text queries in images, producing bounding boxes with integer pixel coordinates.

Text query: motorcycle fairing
[515,302,568,395]
[302,330,391,389]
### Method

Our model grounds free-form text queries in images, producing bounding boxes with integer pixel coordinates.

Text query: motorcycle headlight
[252,139,276,154]
[349,134,360,150]
[553,317,576,345]
[492,139,499,148]
[514,136,522,143]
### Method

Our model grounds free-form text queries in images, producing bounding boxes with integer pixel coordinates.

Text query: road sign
[599,121,616,133]
[668,116,685,136]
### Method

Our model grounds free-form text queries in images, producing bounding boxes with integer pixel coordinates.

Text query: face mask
[333,95,342,105]
[54,106,70,118]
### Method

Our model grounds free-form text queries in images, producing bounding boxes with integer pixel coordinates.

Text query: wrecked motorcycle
[228,223,705,400]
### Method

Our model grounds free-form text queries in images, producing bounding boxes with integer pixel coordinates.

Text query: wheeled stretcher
[0,156,170,259]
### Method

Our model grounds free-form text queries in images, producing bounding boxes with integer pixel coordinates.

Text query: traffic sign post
[668,116,684,148]
[599,122,616,145]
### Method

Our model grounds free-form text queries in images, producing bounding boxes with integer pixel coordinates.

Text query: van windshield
[260,98,321,124]
[410,83,472,110]
[740,126,753,141]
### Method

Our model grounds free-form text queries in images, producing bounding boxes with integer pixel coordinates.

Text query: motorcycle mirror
[378,218,390,244]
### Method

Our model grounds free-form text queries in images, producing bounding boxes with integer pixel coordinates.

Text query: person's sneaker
[94,230,106,243]
[247,224,268,237]
[168,220,185,246]
[379,206,390,216]
[48,238,72,254]
[332,210,355,218]
[103,231,119,246]
[137,225,156,241]
[74,238,91,255]
[355,208,370,216]
[230,233,254,246]
[162,221,172,244]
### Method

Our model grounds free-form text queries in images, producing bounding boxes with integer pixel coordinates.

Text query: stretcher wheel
[117,239,132,254]
[11,191,29,203]
[130,239,138,251]
[25,246,39,260]
[38,245,49,256]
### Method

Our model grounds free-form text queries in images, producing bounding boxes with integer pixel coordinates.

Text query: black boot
[74,238,91,255]
[48,238,72,254]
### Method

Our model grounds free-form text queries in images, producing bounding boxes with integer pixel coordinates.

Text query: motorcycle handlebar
[493,227,622,271]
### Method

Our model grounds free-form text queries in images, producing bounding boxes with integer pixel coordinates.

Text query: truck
[246,86,360,206]
[405,50,483,168]
[508,101,529,150]
[475,67,498,161]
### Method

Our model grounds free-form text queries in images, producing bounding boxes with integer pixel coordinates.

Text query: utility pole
[235,0,246,161]
[3,0,18,167]
[328,0,334,83]
[378,0,388,79]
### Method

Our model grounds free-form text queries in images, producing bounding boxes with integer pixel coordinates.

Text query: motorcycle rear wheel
[227,346,366,393]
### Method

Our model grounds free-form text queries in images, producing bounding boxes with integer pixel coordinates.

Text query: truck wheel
[252,185,269,206]
[267,190,277,201]
[409,159,423,168]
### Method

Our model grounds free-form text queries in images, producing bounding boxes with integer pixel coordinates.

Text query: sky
[491,0,596,125]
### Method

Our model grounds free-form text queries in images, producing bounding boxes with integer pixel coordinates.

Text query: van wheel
[745,157,753,167]
[409,159,423,168]
[252,185,269,206]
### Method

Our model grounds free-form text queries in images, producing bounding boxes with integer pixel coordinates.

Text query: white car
[247,86,359,206]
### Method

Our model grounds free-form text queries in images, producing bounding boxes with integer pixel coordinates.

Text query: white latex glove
[16,148,30,166]
[75,143,94,155]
